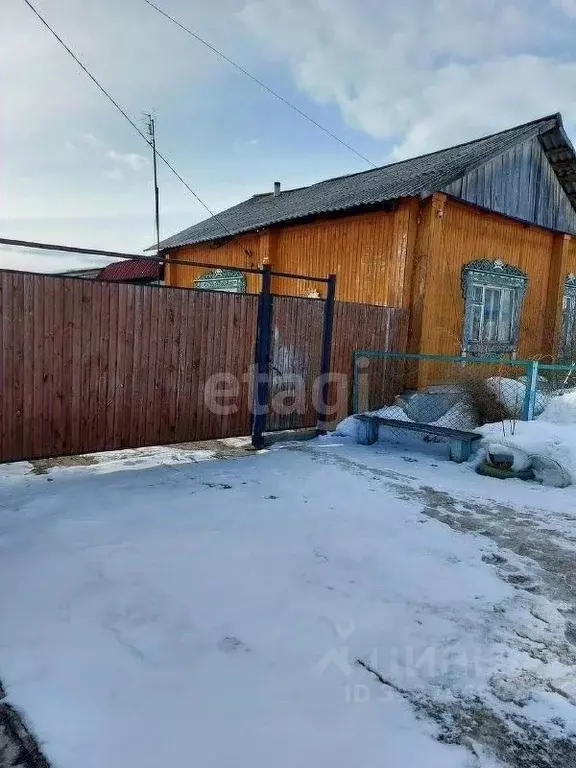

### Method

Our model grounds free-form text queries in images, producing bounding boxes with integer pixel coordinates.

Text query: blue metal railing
[352,350,576,422]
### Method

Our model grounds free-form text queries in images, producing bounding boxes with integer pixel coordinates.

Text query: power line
[0,236,263,272]
[20,0,248,252]
[0,237,332,282]
[142,0,377,169]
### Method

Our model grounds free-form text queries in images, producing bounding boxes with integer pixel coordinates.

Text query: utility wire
[21,0,247,252]
[142,0,377,169]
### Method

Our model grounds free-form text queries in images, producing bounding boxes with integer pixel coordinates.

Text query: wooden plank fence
[0,269,407,462]
[267,295,325,432]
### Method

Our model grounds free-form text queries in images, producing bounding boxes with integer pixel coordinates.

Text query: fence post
[251,265,273,449]
[315,274,337,435]
[352,351,360,415]
[522,360,539,421]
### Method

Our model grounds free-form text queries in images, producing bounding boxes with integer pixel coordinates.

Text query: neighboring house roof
[154,113,576,251]
[98,258,162,282]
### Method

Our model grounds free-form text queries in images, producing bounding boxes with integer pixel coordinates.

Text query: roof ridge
[281,113,560,194]
[154,113,574,251]
[237,114,560,201]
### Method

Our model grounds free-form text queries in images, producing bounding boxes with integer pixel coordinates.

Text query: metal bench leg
[449,439,472,463]
[357,420,379,446]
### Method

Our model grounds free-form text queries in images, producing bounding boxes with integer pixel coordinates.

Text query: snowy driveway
[1,438,575,768]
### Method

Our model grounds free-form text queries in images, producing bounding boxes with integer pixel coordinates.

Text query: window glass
[483,288,501,341]
[471,303,482,342]
[462,260,527,354]
[499,290,515,343]
[561,294,576,361]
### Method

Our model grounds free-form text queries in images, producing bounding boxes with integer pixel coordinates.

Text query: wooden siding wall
[271,199,418,305]
[542,233,573,359]
[164,189,576,388]
[412,194,562,384]
[444,136,576,236]
[564,235,576,275]
[166,233,263,294]
[166,200,419,307]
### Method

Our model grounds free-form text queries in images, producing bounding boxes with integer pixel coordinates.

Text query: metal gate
[251,267,336,447]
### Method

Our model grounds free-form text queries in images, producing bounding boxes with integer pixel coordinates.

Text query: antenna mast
[145,112,161,253]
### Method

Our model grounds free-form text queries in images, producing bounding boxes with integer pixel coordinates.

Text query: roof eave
[159,198,402,251]
[538,119,576,214]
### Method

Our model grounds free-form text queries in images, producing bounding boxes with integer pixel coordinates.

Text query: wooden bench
[354,415,482,463]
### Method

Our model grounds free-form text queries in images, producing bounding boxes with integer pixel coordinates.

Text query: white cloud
[232,137,260,152]
[239,0,576,157]
[554,0,576,17]
[5,0,576,260]
[81,133,105,150]
[103,168,124,182]
[64,134,149,180]
[106,150,149,171]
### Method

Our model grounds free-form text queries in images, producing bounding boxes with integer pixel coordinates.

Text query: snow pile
[479,422,574,486]
[335,396,475,441]
[335,375,545,442]
[478,390,576,486]
[485,377,525,417]
[537,388,576,424]
[333,415,361,439]
[485,377,547,418]
[430,400,476,430]
[484,442,531,472]
[335,379,572,484]
[334,404,411,440]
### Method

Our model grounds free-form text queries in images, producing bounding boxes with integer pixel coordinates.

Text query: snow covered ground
[338,386,576,487]
[1,437,576,767]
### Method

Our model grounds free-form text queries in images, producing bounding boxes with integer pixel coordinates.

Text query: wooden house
[158,114,576,373]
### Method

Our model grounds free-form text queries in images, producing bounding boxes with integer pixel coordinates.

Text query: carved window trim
[560,273,576,362]
[461,259,528,355]
[194,268,247,293]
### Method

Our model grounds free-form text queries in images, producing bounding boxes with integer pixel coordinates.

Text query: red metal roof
[98,258,162,282]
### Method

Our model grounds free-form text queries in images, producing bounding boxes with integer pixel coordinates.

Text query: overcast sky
[3,0,576,272]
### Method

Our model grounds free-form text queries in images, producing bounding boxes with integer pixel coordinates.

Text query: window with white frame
[560,274,576,361]
[461,260,527,356]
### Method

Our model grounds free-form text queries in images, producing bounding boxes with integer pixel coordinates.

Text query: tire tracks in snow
[290,443,576,767]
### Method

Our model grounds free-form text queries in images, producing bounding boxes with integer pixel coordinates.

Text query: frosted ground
[1,435,575,767]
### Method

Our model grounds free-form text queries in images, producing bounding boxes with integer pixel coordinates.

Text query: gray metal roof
[156,114,576,250]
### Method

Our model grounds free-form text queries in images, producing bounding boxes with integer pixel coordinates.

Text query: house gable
[443,135,576,235]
